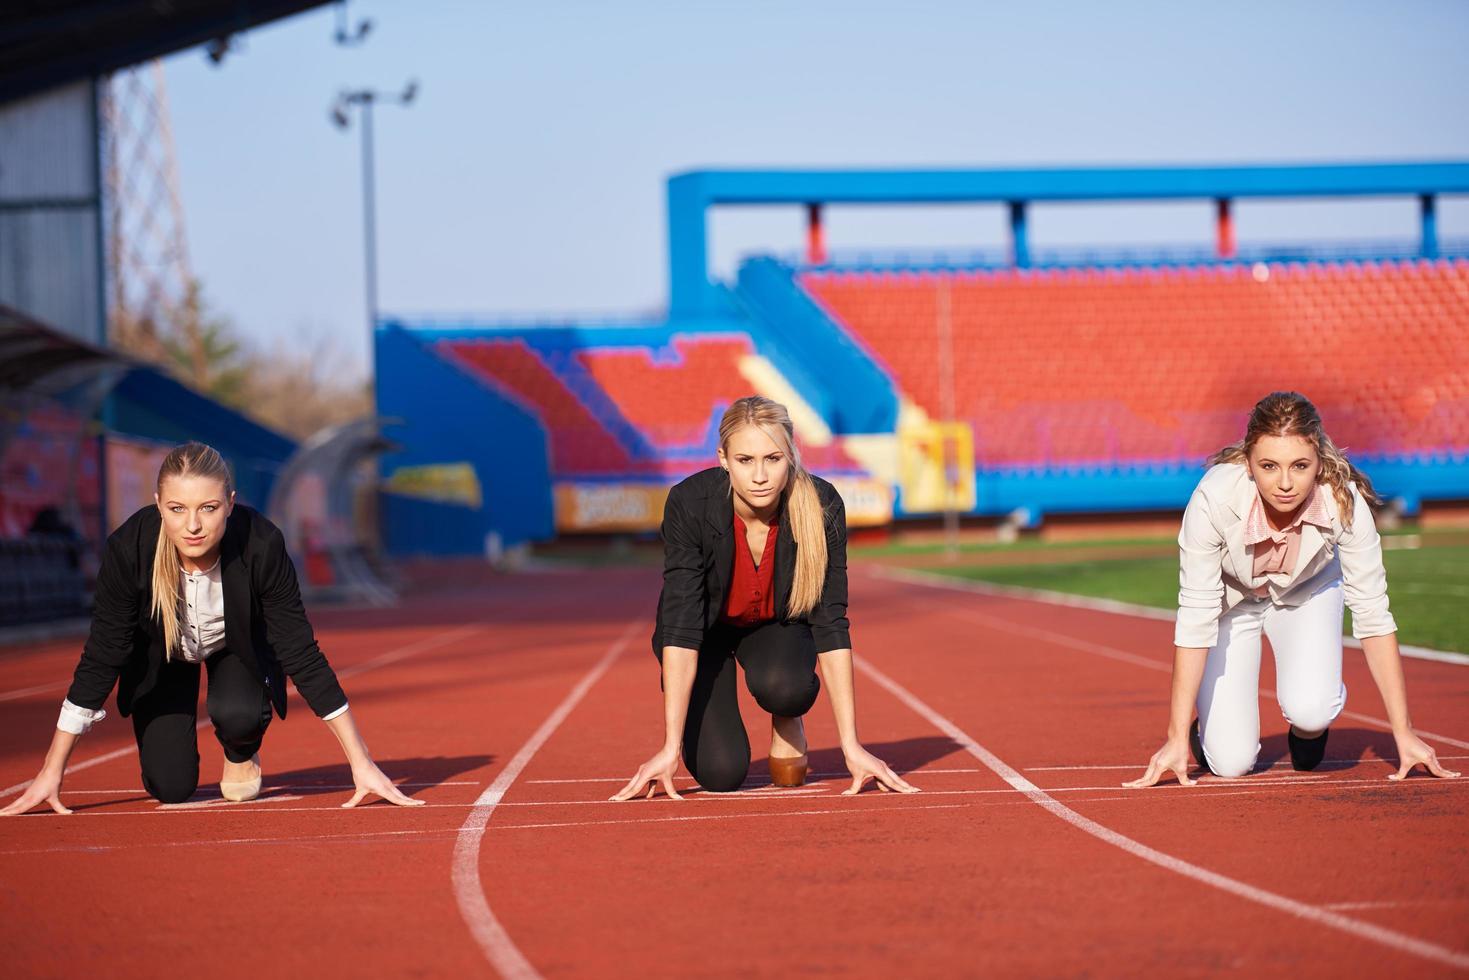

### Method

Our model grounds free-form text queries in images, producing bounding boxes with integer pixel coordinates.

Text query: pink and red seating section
[802,259,1469,467]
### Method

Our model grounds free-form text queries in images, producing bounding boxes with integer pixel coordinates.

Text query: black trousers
[674,620,821,794]
[130,647,273,804]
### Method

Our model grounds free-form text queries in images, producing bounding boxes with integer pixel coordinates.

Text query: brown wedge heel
[768,754,809,787]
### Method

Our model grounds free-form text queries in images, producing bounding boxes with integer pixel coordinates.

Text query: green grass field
[860,532,1469,654]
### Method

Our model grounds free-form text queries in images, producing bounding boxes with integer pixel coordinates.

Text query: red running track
[1,564,1466,978]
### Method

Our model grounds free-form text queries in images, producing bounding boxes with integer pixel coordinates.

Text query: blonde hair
[152,442,234,659]
[1208,391,1377,528]
[719,396,829,617]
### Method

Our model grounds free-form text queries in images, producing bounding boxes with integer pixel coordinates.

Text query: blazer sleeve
[657,489,707,651]
[256,523,349,718]
[1174,486,1227,649]
[1336,487,1396,640]
[65,531,141,711]
[809,490,851,652]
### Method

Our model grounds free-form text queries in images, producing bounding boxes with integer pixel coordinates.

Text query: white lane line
[159,794,306,810]
[870,565,1469,665]
[8,775,1459,840]
[44,781,479,795]
[493,802,970,832]
[854,653,1469,971]
[0,625,487,800]
[0,805,979,857]
[524,767,986,785]
[0,827,466,856]
[939,603,1469,752]
[335,624,485,680]
[451,618,642,980]
[1028,756,1469,773]
[39,769,1467,818]
[0,681,68,703]
[1323,900,1468,912]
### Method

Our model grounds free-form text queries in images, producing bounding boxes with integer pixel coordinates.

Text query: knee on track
[143,768,199,804]
[1201,737,1259,779]
[1278,696,1341,737]
[689,758,750,794]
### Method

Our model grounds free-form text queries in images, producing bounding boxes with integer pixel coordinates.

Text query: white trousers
[1196,578,1347,778]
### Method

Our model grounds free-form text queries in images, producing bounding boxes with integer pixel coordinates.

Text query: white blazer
[1175,463,1396,648]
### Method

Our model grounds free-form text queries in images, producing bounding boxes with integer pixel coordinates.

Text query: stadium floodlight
[333,1,373,47]
[329,96,351,130]
[327,82,419,397]
[204,35,233,65]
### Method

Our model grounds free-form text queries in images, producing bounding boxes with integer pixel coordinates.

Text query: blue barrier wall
[376,325,554,555]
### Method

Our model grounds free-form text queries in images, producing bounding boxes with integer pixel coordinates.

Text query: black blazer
[66,505,348,721]
[652,466,851,655]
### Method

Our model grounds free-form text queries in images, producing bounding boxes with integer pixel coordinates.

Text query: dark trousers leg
[132,659,202,804]
[733,620,821,718]
[681,621,821,794]
[204,648,272,764]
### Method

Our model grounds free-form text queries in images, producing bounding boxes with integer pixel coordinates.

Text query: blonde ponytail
[784,466,829,617]
[150,520,183,657]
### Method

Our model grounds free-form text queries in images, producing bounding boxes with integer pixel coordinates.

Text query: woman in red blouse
[611,396,919,799]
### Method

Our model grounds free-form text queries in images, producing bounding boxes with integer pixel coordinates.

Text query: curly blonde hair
[1208,391,1377,527]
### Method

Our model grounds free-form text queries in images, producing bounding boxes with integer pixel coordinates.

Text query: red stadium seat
[803,260,1469,466]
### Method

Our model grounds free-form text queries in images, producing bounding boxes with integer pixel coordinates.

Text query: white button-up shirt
[177,556,227,663]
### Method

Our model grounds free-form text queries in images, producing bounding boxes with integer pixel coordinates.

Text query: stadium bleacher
[802,258,1469,467]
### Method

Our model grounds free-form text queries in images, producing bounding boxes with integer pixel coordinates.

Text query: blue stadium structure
[376,163,1469,555]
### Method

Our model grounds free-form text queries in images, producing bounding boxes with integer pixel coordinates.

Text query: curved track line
[854,654,1469,971]
[452,619,642,980]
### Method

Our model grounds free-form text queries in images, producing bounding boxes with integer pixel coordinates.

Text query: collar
[181,554,223,577]
[1242,484,1332,545]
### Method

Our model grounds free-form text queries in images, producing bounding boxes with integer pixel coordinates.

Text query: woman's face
[718,424,791,514]
[155,474,234,567]
[1246,434,1320,516]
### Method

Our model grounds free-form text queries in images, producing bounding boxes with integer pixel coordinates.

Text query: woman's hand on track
[609,746,684,801]
[0,769,71,816]
[1123,739,1197,788]
[1389,732,1460,781]
[841,745,919,796]
[343,761,426,808]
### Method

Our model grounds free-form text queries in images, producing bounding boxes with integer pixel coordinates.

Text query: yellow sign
[555,482,670,532]
[382,463,483,509]
[898,422,976,513]
[823,476,894,527]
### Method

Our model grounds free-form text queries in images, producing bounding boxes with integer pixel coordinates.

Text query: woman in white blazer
[1126,392,1459,786]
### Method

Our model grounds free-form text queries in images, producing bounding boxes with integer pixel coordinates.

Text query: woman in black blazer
[2,442,422,814]
[612,396,919,799]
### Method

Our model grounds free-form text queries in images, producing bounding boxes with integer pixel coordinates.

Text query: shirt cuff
[321,702,350,722]
[57,699,106,735]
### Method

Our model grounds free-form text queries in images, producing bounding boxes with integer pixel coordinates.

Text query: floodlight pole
[359,95,378,340]
[331,81,417,396]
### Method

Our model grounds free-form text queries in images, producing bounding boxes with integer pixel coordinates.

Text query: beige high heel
[220,754,262,802]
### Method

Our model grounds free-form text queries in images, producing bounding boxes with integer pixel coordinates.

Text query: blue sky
[161,0,1469,375]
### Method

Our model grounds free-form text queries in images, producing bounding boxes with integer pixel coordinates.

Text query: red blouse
[721,513,778,626]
